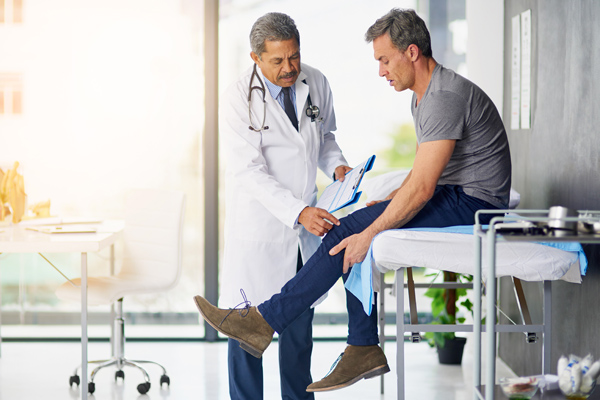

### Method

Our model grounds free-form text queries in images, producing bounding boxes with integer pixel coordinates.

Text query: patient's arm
[384,169,413,200]
[331,139,456,272]
[366,145,417,206]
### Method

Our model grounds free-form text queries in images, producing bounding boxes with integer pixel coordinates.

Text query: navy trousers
[259,185,500,346]
[228,251,315,400]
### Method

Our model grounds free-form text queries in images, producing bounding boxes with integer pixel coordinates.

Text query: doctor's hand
[299,207,340,237]
[334,165,353,182]
[329,231,374,273]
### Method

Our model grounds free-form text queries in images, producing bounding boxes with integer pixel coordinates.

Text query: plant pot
[437,336,467,365]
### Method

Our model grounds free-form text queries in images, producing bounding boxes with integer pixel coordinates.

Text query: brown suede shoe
[306,344,390,392]
[193,295,274,358]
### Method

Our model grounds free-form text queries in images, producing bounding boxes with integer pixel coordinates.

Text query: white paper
[316,157,372,212]
[511,14,521,130]
[520,9,532,130]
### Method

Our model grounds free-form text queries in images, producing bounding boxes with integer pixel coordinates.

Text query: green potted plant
[423,271,475,365]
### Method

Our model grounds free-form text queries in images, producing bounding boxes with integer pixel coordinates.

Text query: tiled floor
[0,333,516,400]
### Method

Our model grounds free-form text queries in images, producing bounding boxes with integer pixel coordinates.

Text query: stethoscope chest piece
[305,105,320,122]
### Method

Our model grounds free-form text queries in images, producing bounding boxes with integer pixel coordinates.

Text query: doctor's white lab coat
[219,63,348,307]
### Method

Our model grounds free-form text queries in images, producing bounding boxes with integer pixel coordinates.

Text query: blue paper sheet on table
[315,155,375,213]
[344,225,588,316]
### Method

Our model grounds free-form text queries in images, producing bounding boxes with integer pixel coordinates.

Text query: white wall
[466,0,504,115]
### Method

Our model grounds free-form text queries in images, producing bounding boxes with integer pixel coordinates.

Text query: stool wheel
[115,370,125,381]
[160,374,170,387]
[88,382,96,394]
[69,375,80,387]
[137,382,151,394]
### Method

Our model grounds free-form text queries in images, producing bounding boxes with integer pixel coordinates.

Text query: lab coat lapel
[296,71,309,133]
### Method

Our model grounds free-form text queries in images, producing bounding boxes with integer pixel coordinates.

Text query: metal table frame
[473,209,600,400]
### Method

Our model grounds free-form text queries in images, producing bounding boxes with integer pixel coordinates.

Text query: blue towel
[344,242,376,315]
[345,225,588,316]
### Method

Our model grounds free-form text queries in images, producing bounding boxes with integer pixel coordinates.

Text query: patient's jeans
[258,185,499,346]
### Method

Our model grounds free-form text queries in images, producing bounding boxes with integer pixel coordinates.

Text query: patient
[194,8,511,392]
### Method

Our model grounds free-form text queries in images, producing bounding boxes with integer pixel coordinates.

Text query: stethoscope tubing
[247,64,320,133]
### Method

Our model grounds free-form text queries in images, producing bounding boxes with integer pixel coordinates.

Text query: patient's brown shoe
[193,295,274,358]
[306,344,390,392]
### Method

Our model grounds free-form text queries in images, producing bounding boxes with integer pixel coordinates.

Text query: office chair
[56,188,186,394]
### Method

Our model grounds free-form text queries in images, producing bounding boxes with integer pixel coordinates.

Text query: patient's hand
[366,188,398,207]
[329,231,373,273]
[366,200,382,207]
[299,206,340,237]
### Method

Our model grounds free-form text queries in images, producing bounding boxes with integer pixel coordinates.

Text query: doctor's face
[251,38,301,87]
[373,33,415,92]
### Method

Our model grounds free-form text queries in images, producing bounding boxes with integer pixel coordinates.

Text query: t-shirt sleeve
[418,91,467,143]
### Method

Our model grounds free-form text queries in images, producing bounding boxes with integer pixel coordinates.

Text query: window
[13,0,21,23]
[0,73,23,115]
[0,0,23,24]
[1,2,204,339]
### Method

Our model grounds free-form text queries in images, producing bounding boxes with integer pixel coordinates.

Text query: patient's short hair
[365,8,432,57]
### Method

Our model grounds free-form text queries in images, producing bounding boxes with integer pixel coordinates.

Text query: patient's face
[373,34,415,93]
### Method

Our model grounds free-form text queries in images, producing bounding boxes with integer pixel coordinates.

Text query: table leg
[396,268,405,400]
[485,230,497,400]
[473,234,482,399]
[379,272,385,394]
[0,257,3,358]
[543,281,552,374]
[110,245,115,357]
[81,252,88,399]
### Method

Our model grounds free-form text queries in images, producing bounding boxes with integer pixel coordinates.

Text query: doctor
[219,12,351,400]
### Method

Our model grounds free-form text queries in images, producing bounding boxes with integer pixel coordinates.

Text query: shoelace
[219,288,252,327]
[324,352,344,378]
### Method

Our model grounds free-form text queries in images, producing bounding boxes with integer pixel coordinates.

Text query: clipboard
[316,155,376,213]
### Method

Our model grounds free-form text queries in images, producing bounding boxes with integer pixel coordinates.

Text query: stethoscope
[248,64,320,133]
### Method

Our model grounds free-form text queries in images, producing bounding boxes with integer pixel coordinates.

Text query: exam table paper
[345,225,587,316]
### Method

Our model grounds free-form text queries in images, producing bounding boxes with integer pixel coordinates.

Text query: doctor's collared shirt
[258,69,303,226]
[260,69,298,114]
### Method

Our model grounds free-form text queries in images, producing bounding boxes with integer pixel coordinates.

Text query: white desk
[0,220,123,400]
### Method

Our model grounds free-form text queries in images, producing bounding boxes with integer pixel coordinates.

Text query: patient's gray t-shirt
[411,64,511,208]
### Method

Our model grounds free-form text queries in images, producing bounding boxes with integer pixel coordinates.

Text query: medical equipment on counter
[247,64,321,132]
[558,354,600,397]
[499,377,539,399]
[548,206,578,236]
[494,208,600,237]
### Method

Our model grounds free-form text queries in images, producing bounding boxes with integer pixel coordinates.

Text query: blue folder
[316,155,376,213]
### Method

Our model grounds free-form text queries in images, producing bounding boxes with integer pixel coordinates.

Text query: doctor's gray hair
[365,8,432,57]
[250,12,300,59]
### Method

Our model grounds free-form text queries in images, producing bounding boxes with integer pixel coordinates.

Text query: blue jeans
[258,185,500,346]
[229,251,315,400]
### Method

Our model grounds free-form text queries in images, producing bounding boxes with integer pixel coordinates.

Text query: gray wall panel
[500,0,600,375]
